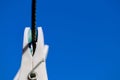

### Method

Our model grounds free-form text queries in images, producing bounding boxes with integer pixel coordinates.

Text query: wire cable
[31,0,37,55]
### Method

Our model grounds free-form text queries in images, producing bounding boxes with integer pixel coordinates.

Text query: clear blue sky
[0,0,120,80]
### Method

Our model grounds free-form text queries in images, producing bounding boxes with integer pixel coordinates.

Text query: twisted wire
[31,0,37,55]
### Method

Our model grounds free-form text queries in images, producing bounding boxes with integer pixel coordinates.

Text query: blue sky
[0,0,120,80]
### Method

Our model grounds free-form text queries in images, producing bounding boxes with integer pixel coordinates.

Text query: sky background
[0,0,120,80]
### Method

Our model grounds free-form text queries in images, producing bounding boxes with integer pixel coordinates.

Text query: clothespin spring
[28,59,45,80]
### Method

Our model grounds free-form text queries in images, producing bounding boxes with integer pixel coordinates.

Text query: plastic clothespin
[14,27,49,80]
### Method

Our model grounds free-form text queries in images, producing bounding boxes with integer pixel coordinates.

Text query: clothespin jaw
[14,27,49,80]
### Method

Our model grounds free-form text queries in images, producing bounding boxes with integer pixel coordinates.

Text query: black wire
[31,0,37,55]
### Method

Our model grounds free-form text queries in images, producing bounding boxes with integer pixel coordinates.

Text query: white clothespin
[14,27,49,80]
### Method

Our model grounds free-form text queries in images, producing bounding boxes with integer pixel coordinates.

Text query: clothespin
[14,27,49,80]
[14,0,49,80]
